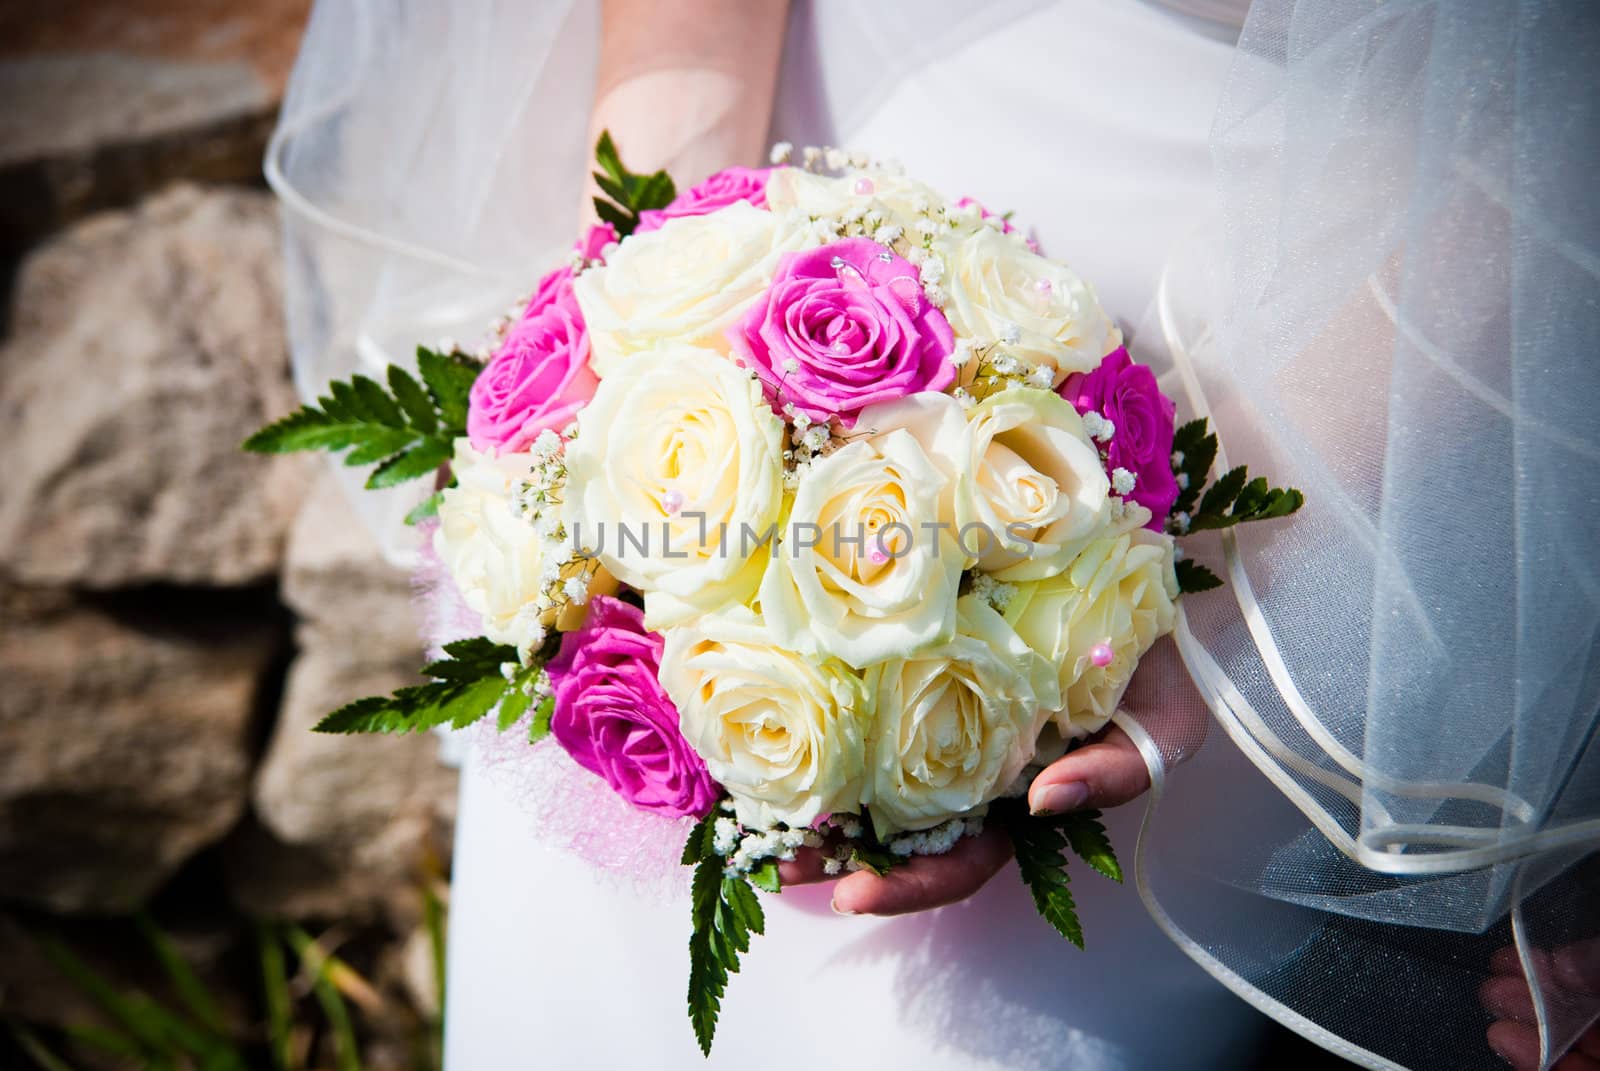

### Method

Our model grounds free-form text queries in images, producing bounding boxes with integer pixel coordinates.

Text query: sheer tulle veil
[268,2,1600,1067]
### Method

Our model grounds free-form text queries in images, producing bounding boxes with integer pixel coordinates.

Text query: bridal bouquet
[247,135,1301,1054]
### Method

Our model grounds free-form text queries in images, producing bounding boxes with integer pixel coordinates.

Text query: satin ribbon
[1122,252,1597,1069]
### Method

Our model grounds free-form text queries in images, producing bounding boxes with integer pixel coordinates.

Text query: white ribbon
[1122,253,1592,1069]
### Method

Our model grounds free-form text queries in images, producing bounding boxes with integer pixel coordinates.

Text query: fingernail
[830,898,858,916]
[1031,781,1089,816]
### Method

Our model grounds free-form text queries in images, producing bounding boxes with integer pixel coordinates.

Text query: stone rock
[283,473,424,656]
[232,477,452,921]
[0,0,312,250]
[232,648,456,922]
[0,184,310,588]
[0,584,281,913]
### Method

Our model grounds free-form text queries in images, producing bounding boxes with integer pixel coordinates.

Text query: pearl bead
[1089,642,1115,668]
[662,490,684,514]
[869,547,889,564]
[853,177,875,195]
[1034,277,1054,294]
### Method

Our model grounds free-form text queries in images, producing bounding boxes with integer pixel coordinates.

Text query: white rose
[573,201,808,377]
[660,605,871,829]
[562,344,785,629]
[1003,527,1179,739]
[759,430,964,668]
[434,439,612,653]
[857,388,1114,579]
[958,387,1114,579]
[938,226,1120,382]
[764,167,947,233]
[862,595,1059,836]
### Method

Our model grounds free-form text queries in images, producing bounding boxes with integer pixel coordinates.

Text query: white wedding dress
[443,3,1270,1067]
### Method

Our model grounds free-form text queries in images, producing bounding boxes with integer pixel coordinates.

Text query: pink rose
[636,167,771,233]
[466,289,598,453]
[546,596,720,819]
[523,222,618,320]
[1058,346,1179,529]
[729,237,956,426]
[956,196,1042,254]
[465,224,614,453]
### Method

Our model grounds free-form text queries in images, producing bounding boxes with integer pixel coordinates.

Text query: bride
[268,1,1599,1068]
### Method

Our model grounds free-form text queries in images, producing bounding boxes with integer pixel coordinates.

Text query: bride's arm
[583,0,790,222]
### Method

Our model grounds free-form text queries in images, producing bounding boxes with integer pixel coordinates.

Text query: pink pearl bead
[1034,277,1054,294]
[1089,642,1115,668]
[662,490,684,514]
[853,177,875,195]
[868,547,889,564]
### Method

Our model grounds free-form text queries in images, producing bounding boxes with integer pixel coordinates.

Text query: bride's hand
[778,724,1153,916]
[1481,939,1600,1070]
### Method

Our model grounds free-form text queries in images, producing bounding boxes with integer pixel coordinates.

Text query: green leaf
[421,878,448,1049]
[999,805,1084,949]
[404,491,444,527]
[244,359,465,493]
[1055,810,1122,883]
[445,676,512,730]
[442,636,512,663]
[244,411,398,454]
[1175,559,1223,594]
[1197,464,1248,519]
[1231,475,1270,518]
[284,928,361,1071]
[1171,418,1208,454]
[325,379,362,421]
[425,637,512,679]
[748,860,781,894]
[593,197,633,234]
[592,171,632,207]
[415,346,482,435]
[1170,419,1218,517]
[313,638,517,735]
[682,809,718,866]
[687,856,765,1056]
[365,436,452,490]
[496,686,533,732]
[528,694,555,742]
[388,365,437,433]
[1183,461,1304,531]
[255,926,294,1071]
[351,374,403,426]
[636,171,677,213]
[59,1022,144,1060]
[135,915,226,1037]
[590,128,678,239]
[723,876,766,939]
[847,843,902,876]
[594,129,626,184]
[36,933,230,1064]
[1258,487,1305,519]
[313,696,399,734]
[4,1023,79,1071]
[341,426,422,466]
[687,857,726,1056]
